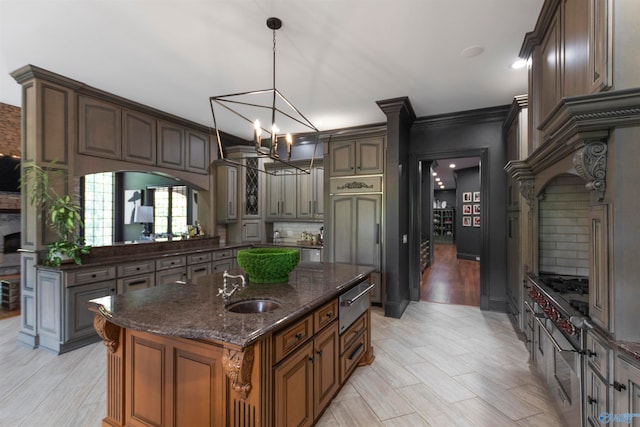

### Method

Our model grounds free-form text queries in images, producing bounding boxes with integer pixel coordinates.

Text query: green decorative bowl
[236,248,300,283]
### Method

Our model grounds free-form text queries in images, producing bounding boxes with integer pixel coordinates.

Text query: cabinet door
[66,280,116,342]
[267,171,282,218]
[274,340,314,427]
[188,263,211,281]
[157,120,185,170]
[356,138,384,174]
[216,164,238,223]
[242,220,262,242]
[354,195,381,267]
[211,259,233,274]
[313,167,324,218]
[186,129,210,174]
[122,109,156,165]
[125,329,225,427]
[78,95,122,160]
[331,196,355,264]
[281,170,297,218]
[614,356,640,426]
[585,366,609,426]
[329,141,355,176]
[314,322,339,416]
[297,172,313,219]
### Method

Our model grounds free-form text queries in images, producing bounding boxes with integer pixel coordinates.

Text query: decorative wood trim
[93,313,121,353]
[573,140,607,201]
[222,345,255,400]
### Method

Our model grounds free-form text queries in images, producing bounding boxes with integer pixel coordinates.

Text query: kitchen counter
[88,262,373,348]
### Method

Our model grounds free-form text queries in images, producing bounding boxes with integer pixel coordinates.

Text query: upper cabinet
[520,0,612,150]
[77,94,211,175]
[266,167,297,220]
[157,120,185,170]
[297,165,324,220]
[122,109,156,165]
[329,137,384,176]
[78,96,122,160]
[216,163,238,224]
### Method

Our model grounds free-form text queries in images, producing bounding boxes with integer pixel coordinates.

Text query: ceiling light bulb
[449,163,456,168]
[435,177,441,181]
[432,172,437,176]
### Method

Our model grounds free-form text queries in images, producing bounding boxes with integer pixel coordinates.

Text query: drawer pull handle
[325,312,333,318]
[92,274,97,278]
[348,342,364,360]
[128,280,146,286]
[613,381,627,392]
[194,268,206,273]
[587,396,597,405]
[295,333,303,341]
[309,356,315,364]
[317,350,323,357]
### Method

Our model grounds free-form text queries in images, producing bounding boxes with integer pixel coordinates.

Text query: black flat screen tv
[0,155,20,192]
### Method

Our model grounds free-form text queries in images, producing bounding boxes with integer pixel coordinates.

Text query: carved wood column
[93,313,125,427]
[222,345,255,400]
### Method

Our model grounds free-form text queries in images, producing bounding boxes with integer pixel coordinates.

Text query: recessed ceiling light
[435,177,441,181]
[511,59,527,69]
[432,172,437,176]
[460,45,485,58]
[449,163,456,168]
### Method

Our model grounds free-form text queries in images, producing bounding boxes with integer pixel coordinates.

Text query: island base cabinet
[123,329,225,427]
[274,340,315,427]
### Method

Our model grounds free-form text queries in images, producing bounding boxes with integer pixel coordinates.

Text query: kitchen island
[89,262,375,427]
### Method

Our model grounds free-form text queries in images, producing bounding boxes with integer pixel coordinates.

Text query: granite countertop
[88,262,374,348]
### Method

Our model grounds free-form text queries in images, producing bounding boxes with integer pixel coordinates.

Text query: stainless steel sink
[226,299,282,314]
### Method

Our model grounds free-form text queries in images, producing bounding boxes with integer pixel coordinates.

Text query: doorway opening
[419,157,481,307]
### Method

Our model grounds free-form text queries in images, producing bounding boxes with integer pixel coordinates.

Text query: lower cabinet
[274,321,339,427]
[125,329,225,426]
[614,355,640,424]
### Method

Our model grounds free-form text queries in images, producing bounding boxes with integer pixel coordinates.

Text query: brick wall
[0,103,21,156]
[538,174,590,276]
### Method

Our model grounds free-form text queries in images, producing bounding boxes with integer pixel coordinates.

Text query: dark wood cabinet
[78,95,122,159]
[122,109,156,165]
[185,129,210,174]
[157,120,185,170]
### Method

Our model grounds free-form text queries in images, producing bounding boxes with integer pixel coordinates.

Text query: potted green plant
[21,162,90,266]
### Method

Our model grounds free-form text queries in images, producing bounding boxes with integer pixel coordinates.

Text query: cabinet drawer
[586,331,611,380]
[213,249,233,260]
[340,312,366,354]
[155,256,186,271]
[315,299,338,332]
[117,260,155,277]
[188,263,211,280]
[211,260,233,274]
[68,266,116,286]
[340,332,366,383]
[187,252,212,264]
[274,315,313,363]
[117,273,155,294]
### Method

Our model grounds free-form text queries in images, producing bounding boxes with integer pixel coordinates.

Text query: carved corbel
[519,179,535,207]
[93,314,121,353]
[573,141,607,201]
[222,346,255,400]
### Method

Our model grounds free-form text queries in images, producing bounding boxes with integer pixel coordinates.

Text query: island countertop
[88,262,375,348]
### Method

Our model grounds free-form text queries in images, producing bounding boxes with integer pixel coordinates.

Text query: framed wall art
[463,216,472,227]
[473,204,481,215]
[473,191,480,202]
[473,216,481,227]
[463,204,472,215]
[463,192,472,203]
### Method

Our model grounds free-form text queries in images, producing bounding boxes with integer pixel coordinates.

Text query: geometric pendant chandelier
[210,17,320,175]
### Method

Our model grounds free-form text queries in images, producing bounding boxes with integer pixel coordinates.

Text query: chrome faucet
[218,271,246,300]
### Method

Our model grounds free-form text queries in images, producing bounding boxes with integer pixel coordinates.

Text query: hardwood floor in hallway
[421,243,480,307]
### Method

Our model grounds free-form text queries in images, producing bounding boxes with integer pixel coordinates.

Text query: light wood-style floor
[421,243,481,307]
[0,301,565,426]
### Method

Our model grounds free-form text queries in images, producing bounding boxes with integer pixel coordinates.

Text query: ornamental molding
[93,314,121,353]
[519,179,535,207]
[337,181,374,191]
[573,141,608,201]
[222,346,255,400]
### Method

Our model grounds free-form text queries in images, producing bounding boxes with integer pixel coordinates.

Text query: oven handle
[533,314,579,353]
[340,283,375,307]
